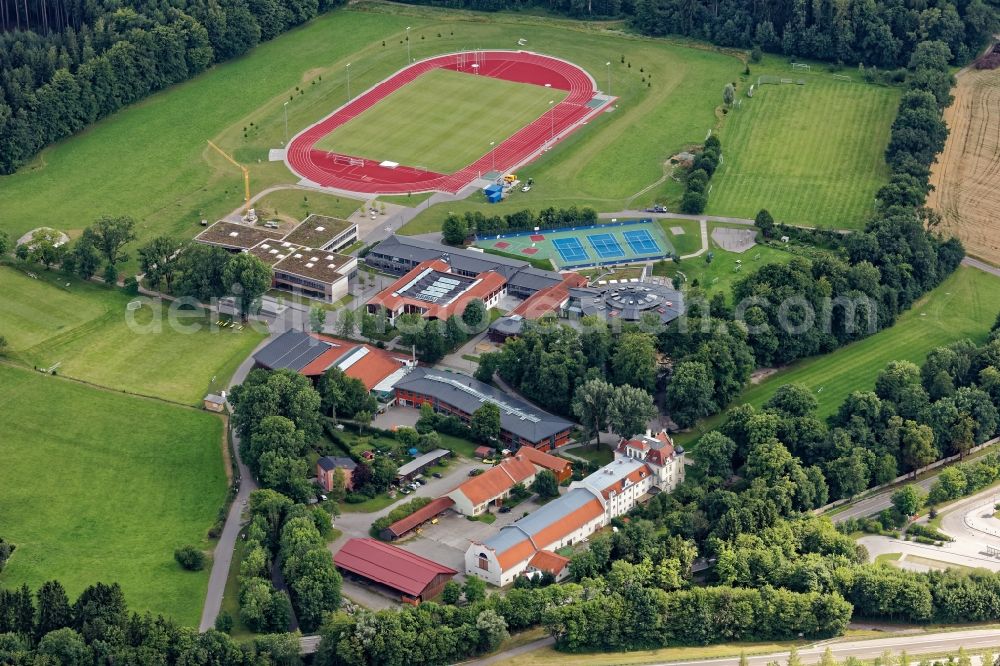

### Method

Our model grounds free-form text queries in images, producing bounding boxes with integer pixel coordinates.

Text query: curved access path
[285,50,613,195]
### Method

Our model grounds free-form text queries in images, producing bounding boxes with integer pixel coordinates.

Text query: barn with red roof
[334,538,457,602]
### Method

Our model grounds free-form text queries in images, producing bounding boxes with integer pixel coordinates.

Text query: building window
[478,555,490,571]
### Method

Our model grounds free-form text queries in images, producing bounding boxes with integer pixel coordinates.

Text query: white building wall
[447,489,477,516]
[465,547,503,586]
[463,512,607,587]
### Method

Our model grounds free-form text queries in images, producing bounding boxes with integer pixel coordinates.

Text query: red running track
[284,51,610,195]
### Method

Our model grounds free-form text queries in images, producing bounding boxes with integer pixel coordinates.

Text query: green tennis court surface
[314,68,566,174]
[475,220,675,269]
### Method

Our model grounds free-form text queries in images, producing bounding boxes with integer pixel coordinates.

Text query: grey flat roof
[393,368,573,444]
[253,329,330,371]
[506,266,563,291]
[482,487,599,553]
[369,235,529,280]
[396,448,451,477]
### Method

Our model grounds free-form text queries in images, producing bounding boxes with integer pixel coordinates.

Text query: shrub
[907,523,952,542]
[174,545,206,571]
[214,610,234,633]
[344,492,369,504]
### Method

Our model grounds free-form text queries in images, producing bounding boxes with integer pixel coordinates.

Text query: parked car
[521,185,531,192]
[400,488,411,495]
[499,506,512,514]
[468,468,484,477]
[432,472,442,478]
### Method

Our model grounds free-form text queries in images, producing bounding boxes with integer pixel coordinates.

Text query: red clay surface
[529,234,545,241]
[522,247,539,255]
[494,241,510,249]
[285,51,608,195]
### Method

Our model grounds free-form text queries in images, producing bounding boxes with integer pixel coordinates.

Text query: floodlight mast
[406,27,411,63]
[346,63,352,101]
[606,61,612,96]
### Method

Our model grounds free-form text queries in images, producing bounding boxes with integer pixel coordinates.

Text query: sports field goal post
[792,62,811,72]
[832,74,852,82]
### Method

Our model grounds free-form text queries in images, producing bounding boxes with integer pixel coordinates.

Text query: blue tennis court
[552,237,589,263]
[587,233,625,259]
[623,229,661,255]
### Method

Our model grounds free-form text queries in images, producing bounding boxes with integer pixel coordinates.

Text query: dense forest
[0,0,344,174]
[397,0,995,69]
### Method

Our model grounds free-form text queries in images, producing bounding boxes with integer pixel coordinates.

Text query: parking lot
[395,497,550,578]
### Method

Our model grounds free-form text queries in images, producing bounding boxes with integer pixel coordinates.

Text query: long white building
[465,429,685,586]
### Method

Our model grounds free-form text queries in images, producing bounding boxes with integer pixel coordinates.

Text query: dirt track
[928,68,1000,266]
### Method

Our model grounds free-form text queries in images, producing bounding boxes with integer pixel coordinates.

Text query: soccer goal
[832,74,852,82]
[333,154,364,167]
[792,62,811,72]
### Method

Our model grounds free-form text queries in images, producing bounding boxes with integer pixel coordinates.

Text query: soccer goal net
[792,62,811,71]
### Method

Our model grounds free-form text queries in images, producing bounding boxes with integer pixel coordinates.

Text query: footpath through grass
[708,56,899,230]
[316,68,566,173]
[677,266,1000,445]
[0,364,227,626]
[1,265,264,405]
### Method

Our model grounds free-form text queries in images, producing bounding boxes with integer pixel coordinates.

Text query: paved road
[826,437,1000,524]
[826,475,938,524]
[462,629,1000,666]
[963,256,1000,278]
[198,331,276,632]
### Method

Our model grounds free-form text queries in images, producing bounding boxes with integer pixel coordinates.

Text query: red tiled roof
[298,334,412,389]
[528,550,570,575]
[334,538,456,597]
[495,497,604,569]
[455,455,536,506]
[367,259,507,321]
[515,446,571,475]
[509,272,587,319]
[528,498,604,553]
[385,497,455,538]
[599,465,651,499]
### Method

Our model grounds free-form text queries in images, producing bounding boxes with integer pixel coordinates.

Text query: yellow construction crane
[206,140,251,212]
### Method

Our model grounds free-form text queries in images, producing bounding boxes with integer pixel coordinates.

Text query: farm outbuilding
[381,496,456,540]
[395,448,452,482]
[334,538,457,602]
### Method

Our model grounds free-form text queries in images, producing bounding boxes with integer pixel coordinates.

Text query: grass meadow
[315,68,566,173]
[0,364,227,626]
[651,223,795,301]
[0,2,899,260]
[0,265,264,405]
[676,266,1000,445]
[0,10,412,268]
[708,57,899,229]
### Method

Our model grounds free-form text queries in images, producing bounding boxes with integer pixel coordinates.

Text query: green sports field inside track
[314,68,566,173]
